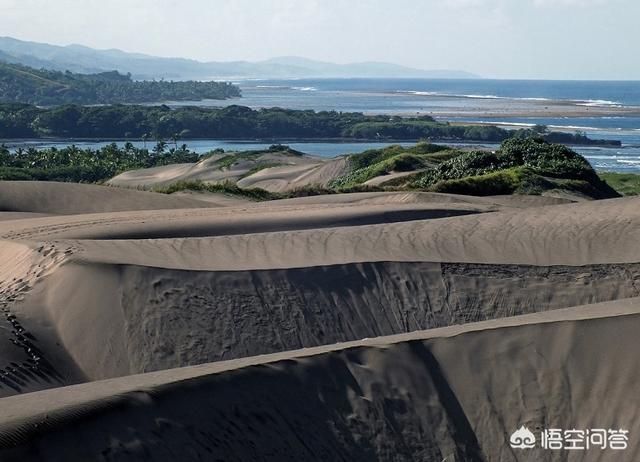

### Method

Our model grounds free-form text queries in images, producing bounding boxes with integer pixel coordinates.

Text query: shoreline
[364,107,640,119]
[0,136,620,149]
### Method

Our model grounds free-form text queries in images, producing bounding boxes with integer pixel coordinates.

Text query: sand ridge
[0,181,221,214]
[108,149,346,192]
[0,298,639,461]
[0,181,638,460]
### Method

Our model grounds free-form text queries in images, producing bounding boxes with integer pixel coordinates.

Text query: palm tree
[142,133,149,150]
[153,140,167,155]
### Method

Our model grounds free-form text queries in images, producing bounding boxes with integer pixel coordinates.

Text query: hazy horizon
[1,0,638,80]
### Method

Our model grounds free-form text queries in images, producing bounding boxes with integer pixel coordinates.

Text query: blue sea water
[184,78,640,113]
[7,78,640,172]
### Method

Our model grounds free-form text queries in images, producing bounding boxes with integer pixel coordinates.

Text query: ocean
[8,78,640,172]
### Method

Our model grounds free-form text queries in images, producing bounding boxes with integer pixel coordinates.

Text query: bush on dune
[153,180,278,201]
[329,142,453,188]
[430,167,553,196]
[411,138,619,199]
[498,137,596,180]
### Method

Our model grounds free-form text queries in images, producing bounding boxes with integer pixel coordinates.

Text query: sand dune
[0,201,494,241]
[108,150,344,192]
[0,181,220,214]
[0,212,49,221]
[19,259,637,385]
[0,299,638,461]
[1,195,633,270]
[0,180,638,460]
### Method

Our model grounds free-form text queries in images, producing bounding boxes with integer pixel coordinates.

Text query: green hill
[0,61,240,105]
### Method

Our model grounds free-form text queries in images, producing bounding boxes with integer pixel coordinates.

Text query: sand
[0,181,219,214]
[108,151,347,192]
[0,299,639,461]
[0,181,638,461]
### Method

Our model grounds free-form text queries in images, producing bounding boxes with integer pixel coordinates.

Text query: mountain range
[0,36,479,81]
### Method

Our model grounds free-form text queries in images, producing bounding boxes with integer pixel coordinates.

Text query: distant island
[0,36,479,80]
[0,103,620,147]
[0,62,240,105]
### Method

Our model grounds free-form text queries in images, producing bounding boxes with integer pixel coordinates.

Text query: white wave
[548,124,603,131]
[519,97,553,102]
[397,91,440,96]
[575,99,623,107]
[396,90,557,102]
[291,86,318,91]
[460,119,636,133]
[585,155,632,160]
[397,90,633,109]
[461,94,503,99]
[398,90,504,100]
[472,121,537,128]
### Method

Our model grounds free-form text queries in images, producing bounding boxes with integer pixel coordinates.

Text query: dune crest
[0,299,639,461]
[0,181,638,460]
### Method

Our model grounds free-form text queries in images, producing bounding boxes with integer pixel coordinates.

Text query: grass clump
[430,167,551,196]
[154,180,383,202]
[214,145,303,171]
[328,142,455,188]
[598,172,640,196]
[154,180,279,201]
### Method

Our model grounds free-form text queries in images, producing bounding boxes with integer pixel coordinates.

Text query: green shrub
[429,168,536,196]
[498,138,595,180]
[408,138,620,199]
[0,167,36,181]
[412,150,509,189]
[328,143,453,189]
[154,180,278,201]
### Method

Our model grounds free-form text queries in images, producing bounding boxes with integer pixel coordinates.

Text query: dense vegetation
[597,172,640,196]
[0,103,619,146]
[330,138,619,199]
[327,142,458,188]
[411,139,619,198]
[0,137,621,200]
[0,62,240,105]
[0,142,200,182]
[0,143,308,183]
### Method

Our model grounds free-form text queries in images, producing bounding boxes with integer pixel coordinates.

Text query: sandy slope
[1,195,634,269]
[0,181,220,214]
[0,181,638,460]
[0,299,638,461]
[108,151,346,192]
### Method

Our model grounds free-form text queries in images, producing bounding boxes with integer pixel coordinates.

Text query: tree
[532,124,548,135]
[153,140,167,155]
[171,132,180,150]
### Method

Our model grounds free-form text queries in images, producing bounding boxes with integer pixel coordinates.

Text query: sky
[0,0,637,80]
